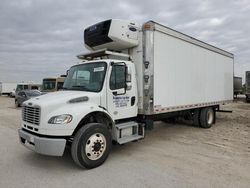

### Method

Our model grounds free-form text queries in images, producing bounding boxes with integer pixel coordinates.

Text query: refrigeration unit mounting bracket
[77,49,132,61]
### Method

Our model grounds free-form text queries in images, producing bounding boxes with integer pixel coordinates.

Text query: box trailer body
[246,71,250,101]
[18,19,234,169]
[0,82,17,96]
[131,21,233,115]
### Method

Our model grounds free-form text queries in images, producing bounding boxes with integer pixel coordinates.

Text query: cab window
[24,85,28,90]
[110,65,125,90]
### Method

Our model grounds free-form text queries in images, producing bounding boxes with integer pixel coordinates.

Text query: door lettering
[113,96,130,108]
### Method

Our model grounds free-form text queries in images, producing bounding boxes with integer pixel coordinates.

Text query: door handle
[131,96,136,106]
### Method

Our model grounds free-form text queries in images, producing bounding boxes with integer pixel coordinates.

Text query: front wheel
[71,123,112,169]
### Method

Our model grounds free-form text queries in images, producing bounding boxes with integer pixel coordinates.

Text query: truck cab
[18,19,144,169]
[18,57,143,169]
[63,59,138,120]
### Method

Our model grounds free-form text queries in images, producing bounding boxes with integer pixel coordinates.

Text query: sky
[0,0,250,83]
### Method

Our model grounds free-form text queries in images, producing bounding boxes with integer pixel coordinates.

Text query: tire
[193,109,200,127]
[15,100,20,107]
[71,123,112,169]
[199,107,214,128]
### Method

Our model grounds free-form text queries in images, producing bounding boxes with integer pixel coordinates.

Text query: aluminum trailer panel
[233,76,242,93]
[246,71,250,94]
[142,21,234,114]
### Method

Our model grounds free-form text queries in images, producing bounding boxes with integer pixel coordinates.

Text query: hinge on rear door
[144,61,149,69]
[144,75,149,83]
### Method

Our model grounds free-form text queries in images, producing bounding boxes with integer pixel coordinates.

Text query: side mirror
[126,82,132,90]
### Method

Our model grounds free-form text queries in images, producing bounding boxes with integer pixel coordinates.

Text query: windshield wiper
[71,85,86,88]
[70,85,91,91]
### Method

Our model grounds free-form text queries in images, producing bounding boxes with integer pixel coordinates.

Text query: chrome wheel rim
[207,110,214,124]
[85,133,106,160]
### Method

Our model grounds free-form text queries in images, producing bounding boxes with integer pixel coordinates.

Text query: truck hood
[23,91,100,107]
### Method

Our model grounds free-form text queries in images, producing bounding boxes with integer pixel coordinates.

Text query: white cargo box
[135,21,234,115]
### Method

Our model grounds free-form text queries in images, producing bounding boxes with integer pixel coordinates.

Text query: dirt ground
[0,95,249,188]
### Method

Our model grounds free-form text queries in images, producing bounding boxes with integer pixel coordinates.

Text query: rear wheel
[200,107,214,128]
[193,109,201,127]
[71,123,112,169]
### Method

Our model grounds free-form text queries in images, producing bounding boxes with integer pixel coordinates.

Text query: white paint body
[23,90,103,135]
[152,27,233,113]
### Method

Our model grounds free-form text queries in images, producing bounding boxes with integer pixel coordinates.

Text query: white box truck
[0,82,17,96]
[18,19,234,169]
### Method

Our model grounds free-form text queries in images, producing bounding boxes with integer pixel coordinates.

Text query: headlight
[48,114,73,124]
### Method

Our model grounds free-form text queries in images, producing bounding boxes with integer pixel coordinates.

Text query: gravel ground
[0,95,249,188]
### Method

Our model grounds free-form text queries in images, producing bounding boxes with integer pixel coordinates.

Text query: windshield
[16,84,28,92]
[63,62,107,92]
[26,91,41,97]
[43,79,56,90]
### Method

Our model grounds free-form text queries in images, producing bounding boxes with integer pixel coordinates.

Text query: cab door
[106,62,137,120]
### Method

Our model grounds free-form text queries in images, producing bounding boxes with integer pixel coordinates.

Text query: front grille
[22,106,40,125]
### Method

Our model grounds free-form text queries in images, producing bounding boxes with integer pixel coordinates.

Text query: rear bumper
[18,129,66,156]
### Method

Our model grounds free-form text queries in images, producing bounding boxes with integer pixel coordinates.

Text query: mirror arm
[124,65,127,91]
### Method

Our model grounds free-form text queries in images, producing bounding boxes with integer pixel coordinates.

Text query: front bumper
[18,129,66,156]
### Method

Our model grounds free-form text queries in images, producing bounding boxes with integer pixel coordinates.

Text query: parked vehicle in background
[15,83,42,94]
[42,76,66,92]
[233,76,242,98]
[245,71,250,102]
[0,82,17,96]
[18,19,234,169]
[15,90,42,107]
